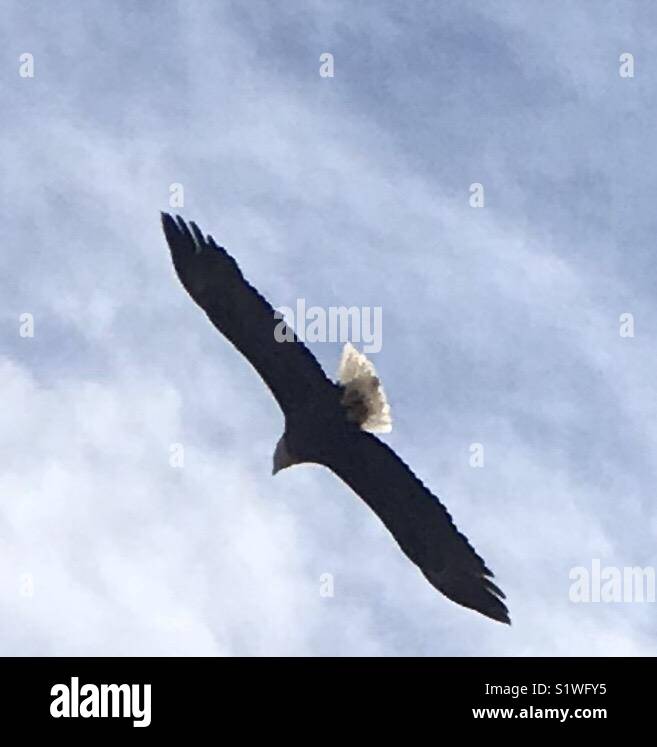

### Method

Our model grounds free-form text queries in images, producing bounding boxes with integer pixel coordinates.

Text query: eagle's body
[162,213,510,625]
[278,343,391,470]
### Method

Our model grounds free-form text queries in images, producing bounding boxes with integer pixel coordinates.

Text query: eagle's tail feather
[337,343,392,433]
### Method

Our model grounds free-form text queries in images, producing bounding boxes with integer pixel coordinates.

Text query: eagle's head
[272,434,299,475]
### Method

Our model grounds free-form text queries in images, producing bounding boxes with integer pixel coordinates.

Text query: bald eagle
[162,214,509,624]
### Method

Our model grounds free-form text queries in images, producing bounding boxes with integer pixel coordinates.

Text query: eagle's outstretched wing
[162,213,336,414]
[322,431,510,624]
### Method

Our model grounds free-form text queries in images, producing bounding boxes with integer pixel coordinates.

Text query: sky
[2,0,657,655]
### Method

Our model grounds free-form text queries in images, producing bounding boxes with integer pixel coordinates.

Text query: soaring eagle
[162,214,509,624]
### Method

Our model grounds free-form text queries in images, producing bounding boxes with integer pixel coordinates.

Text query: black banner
[0,657,650,732]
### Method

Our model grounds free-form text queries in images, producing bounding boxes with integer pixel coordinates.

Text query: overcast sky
[2,0,657,655]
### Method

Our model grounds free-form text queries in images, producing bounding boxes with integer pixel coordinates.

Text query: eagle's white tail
[337,343,392,433]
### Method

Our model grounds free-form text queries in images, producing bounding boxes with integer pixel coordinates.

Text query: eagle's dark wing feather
[161,213,335,413]
[321,431,510,624]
